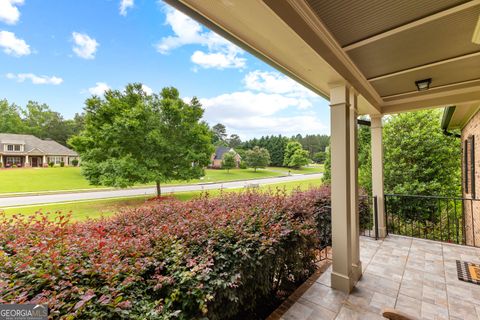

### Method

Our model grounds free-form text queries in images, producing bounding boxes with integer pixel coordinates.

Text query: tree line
[211,123,330,167]
[0,99,84,146]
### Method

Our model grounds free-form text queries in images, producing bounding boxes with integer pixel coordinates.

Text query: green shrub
[71,159,79,167]
[0,188,334,319]
[48,162,54,167]
[239,160,247,169]
[60,161,65,167]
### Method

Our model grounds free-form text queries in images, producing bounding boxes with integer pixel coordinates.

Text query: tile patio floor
[278,235,480,320]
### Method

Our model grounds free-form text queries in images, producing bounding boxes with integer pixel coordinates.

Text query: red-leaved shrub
[0,187,331,319]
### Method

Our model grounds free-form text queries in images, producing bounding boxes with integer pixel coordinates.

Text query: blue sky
[0,0,330,139]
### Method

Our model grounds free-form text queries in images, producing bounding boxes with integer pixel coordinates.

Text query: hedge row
[0,187,332,319]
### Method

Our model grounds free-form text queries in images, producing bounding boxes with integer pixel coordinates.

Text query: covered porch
[1,155,46,168]
[274,235,480,320]
[168,0,480,314]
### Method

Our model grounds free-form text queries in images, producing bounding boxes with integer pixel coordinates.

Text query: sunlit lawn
[0,167,284,194]
[1,178,323,221]
[267,164,324,174]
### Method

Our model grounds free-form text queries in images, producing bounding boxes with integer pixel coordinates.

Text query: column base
[352,261,363,282]
[331,271,354,293]
[377,227,387,238]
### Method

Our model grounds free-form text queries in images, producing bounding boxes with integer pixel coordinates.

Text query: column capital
[370,114,383,128]
[329,82,350,106]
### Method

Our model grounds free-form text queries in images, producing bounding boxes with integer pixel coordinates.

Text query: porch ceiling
[168,0,480,116]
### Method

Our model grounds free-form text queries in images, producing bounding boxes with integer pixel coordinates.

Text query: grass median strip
[1,178,322,221]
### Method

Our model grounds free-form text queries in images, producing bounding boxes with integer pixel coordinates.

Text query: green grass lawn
[0,167,284,194]
[267,164,324,174]
[1,178,322,221]
[0,167,105,194]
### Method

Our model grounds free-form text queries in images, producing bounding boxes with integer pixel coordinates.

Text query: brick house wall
[461,110,480,246]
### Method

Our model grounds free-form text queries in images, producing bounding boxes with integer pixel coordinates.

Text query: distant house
[210,146,241,169]
[0,133,79,168]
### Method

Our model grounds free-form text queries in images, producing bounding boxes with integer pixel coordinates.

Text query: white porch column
[349,91,362,281]
[25,155,29,165]
[371,114,386,238]
[330,83,354,293]
[43,155,47,166]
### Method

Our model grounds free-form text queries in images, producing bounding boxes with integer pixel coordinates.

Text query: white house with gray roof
[0,133,78,168]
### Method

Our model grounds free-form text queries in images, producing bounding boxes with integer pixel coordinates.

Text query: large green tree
[69,83,214,196]
[312,151,326,164]
[212,123,227,146]
[222,151,236,173]
[227,134,242,148]
[357,120,372,193]
[0,99,84,146]
[293,134,330,159]
[245,146,270,171]
[322,110,461,197]
[383,110,460,196]
[242,135,289,166]
[0,100,25,133]
[283,141,310,168]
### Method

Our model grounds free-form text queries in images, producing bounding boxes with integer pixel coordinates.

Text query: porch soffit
[173,0,480,116]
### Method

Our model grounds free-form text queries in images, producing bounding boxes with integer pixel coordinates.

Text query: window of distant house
[6,157,22,165]
[6,145,21,151]
[49,156,63,164]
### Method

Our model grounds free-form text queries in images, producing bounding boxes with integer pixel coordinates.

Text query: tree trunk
[156,181,161,197]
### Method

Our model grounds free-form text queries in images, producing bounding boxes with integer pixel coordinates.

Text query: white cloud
[0,31,30,56]
[6,73,63,85]
[156,7,245,69]
[244,70,316,99]
[191,50,246,69]
[119,0,134,16]
[72,32,98,59]
[201,91,311,119]
[88,82,110,96]
[156,8,206,53]
[0,0,24,25]
[141,84,153,95]
[199,90,325,139]
[222,115,328,138]
[195,70,328,138]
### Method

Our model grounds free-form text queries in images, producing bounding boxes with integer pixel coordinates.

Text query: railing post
[374,196,379,240]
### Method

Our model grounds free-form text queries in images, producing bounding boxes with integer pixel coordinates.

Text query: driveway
[0,173,322,207]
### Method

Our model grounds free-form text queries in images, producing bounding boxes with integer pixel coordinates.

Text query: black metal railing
[316,196,380,261]
[385,194,480,246]
[359,195,379,240]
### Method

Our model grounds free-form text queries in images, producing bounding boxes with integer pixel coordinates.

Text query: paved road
[0,173,322,207]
